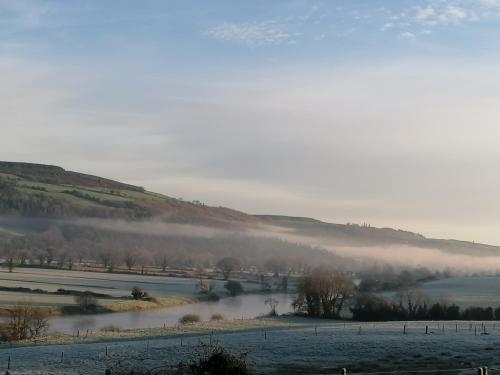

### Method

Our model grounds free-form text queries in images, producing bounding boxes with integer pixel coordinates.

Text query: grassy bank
[100,296,193,312]
[3,318,298,347]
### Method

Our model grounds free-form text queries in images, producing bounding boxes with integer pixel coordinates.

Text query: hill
[0,161,255,227]
[1,161,499,267]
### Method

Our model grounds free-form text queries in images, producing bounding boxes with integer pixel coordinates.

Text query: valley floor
[1,318,499,374]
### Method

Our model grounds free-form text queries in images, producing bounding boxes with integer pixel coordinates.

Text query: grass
[5,317,297,347]
[101,297,193,312]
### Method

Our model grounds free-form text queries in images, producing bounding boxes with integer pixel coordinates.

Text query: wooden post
[181,336,183,346]
[475,326,477,336]
[340,368,348,375]
[456,324,458,332]
[484,367,489,375]
[264,330,267,340]
[426,325,428,334]
[61,352,64,363]
[105,346,108,357]
[442,325,444,333]
[403,325,406,334]
[478,367,484,375]
[315,326,317,336]
[7,355,10,370]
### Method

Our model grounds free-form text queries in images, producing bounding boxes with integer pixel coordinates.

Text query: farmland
[1,318,499,374]
[0,267,261,313]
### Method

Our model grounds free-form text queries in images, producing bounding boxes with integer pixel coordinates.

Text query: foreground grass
[3,318,298,348]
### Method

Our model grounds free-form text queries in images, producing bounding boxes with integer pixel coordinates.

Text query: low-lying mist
[2,214,500,273]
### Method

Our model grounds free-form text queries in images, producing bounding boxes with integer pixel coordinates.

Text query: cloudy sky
[2,0,500,243]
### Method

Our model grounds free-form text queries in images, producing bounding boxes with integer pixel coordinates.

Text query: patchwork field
[1,318,499,374]
[0,268,260,308]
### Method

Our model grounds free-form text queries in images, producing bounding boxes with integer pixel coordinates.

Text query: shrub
[131,287,148,300]
[224,281,244,297]
[176,344,251,375]
[179,314,201,325]
[210,313,224,321]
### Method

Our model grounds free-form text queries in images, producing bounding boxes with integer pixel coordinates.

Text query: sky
[2,0,500,244]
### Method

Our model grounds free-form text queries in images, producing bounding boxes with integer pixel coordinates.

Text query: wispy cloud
[381,0,500,38]
[206,21,292,46]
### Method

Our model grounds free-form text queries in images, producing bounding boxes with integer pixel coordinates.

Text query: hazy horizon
[2,0,500,244]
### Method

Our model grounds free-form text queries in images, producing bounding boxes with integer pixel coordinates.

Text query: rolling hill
[1,161,499,260]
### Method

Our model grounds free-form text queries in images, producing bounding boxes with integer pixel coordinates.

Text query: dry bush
[0,303,49,341]
[179,314,201,325]
[210,313,224,321]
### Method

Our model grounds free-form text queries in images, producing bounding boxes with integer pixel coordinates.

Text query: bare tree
[4,303,49,341]
[265,297,279,316]
[217,257,241,280]
[294,267,356,318]
[124,250,138,270]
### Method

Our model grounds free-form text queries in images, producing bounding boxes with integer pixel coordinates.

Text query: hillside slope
[1,161,498,258]
[0,161,255,227]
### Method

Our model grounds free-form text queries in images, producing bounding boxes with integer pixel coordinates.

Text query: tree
[224,281,243,296]
[294,267,356,318]
[394,289,430,319]
[124,250,138,270]
[217,257,241,280]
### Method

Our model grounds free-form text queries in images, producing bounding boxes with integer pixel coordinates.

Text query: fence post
[61,351,64,363]
[315,326,317,336]
[426,325,428,334]
[403,325,406,334]
[7,355,10,370]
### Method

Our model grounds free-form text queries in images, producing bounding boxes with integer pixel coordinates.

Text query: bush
[224,281,244,297]
[131,287,148,300]
[210,313,224,321]
[179,314,201,325]
[176,344,251,375]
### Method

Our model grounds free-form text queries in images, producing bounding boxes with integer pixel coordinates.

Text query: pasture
[1,318,499,374]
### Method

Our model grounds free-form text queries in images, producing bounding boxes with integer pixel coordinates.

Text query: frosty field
[420,276,500,307]
[0,268,260,308]
[1,318,499,374]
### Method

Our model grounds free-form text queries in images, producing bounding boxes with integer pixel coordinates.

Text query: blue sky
[2,0,500,243]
